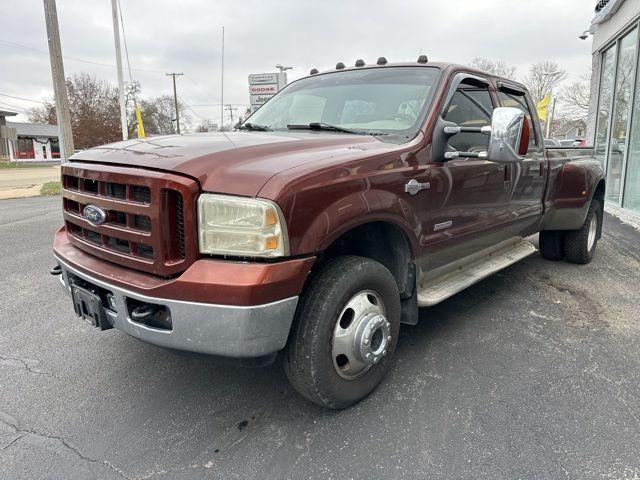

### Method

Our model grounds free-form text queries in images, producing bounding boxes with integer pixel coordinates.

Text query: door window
[443,82,494,152]
[497,89,538,150]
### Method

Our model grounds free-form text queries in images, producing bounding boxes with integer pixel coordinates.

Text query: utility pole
[547,97,557,138]
[224,104,237,128]
[43,0,74,161]
[166,72,183,134]
[220,26,225,131]
[111,0,127,140]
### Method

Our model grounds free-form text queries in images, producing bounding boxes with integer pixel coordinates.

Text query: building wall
[588,0,640,217]
[9,137,54,162]
[592,0,640,52]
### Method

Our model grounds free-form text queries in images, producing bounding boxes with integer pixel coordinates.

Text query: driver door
[423,74,510,272]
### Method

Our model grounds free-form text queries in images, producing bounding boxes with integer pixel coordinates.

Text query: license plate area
[70,277,113,330]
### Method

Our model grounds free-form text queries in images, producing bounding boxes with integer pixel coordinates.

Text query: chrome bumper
[55,256,299,358]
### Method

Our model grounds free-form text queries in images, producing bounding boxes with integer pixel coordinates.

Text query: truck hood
[72,132,394,197]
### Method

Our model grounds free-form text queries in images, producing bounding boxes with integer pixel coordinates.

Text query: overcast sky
[0,0,596,127]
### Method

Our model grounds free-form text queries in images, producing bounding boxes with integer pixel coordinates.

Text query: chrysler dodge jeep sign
[248,72,287,112]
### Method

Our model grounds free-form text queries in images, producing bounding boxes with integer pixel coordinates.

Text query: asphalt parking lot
[1,195,639,480]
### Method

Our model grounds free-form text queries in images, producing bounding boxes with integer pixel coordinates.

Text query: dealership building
[588,0,640,221]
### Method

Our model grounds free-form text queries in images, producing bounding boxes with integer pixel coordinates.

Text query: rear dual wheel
[539,199,602,264]
[284,256,401,409]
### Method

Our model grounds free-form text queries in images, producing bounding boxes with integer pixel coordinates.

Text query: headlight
[197,193,289,257]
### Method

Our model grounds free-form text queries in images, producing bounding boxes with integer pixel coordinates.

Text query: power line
[0,93,46,104]
[0,38,164,75]
[178,96,205,121]
[0,101,28,113]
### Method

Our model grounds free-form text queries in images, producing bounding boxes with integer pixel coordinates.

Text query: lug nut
[373,357,379,363]
[364,339,369,346]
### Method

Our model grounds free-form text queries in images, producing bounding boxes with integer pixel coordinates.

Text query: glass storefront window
[605,28,638,204]
[596,46,617,168]
[623,42,640,214]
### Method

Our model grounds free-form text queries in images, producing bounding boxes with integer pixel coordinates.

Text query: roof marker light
[417,55,429,64]
[376,57,388,65]
[310,68,319,75]
[336,62,345,70]
[355,59,365,67]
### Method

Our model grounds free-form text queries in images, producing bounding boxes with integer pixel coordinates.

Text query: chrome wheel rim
[587,214,597,252]
[332,290,390,380]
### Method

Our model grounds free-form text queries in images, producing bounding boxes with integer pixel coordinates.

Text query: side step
[417,239,536,307]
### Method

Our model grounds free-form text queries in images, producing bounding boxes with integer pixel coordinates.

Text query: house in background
[7,122,60,162]
[587,0,640,220]
[555,119,588,141]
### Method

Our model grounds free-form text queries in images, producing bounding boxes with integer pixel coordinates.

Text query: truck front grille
[61,162,199,277]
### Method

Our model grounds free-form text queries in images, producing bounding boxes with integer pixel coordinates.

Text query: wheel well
[317,222,415,298]
[593,179,605,204]
[592,179,605,238]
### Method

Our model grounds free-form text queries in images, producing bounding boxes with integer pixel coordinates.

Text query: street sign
[248,72,287,112]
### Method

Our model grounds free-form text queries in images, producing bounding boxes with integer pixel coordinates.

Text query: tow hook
[130,303,159,321]
[50,264,62,276]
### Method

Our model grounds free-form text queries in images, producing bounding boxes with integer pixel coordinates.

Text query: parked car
[52,59,605,409]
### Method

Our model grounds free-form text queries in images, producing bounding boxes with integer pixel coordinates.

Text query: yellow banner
[135,102,146,139]
[536,94,551,122]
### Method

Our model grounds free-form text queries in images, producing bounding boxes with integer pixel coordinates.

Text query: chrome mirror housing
[487,107,529,162]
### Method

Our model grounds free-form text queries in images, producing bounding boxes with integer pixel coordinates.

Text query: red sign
[249,84,278,95]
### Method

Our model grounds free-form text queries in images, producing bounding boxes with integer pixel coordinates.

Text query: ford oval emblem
[83,204,107,225]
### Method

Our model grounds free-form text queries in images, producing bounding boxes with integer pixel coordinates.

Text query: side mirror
[437,106,530,162]
[486,107,529,162]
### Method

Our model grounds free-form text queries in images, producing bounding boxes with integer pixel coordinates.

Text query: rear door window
[497,89,539,149]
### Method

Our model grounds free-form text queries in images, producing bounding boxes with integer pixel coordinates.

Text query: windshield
[244,66,441,143]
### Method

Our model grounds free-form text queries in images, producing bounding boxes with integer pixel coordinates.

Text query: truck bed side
[541,146,605,231]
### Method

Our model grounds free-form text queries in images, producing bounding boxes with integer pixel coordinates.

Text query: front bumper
[56,256,299,358]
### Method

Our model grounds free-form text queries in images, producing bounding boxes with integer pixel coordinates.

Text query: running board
[417,239,536,307]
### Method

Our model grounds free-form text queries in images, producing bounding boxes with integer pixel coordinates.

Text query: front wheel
[284,255,401,409]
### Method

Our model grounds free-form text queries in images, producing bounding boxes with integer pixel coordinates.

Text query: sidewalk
[0,166,61,199]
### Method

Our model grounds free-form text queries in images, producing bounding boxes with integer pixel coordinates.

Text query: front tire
[284,255,401,409]
[563,199,602,264]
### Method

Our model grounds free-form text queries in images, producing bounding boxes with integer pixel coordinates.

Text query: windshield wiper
[287,122,361,134]
[237,122,272,131]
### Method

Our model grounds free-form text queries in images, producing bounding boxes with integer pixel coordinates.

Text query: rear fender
[542,159,604,231]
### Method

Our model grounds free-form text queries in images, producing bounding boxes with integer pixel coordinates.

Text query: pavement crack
[0,354,58,377]
[0,412,132,480]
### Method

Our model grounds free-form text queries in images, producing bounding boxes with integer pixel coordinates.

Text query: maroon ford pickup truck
[52,59,604,408]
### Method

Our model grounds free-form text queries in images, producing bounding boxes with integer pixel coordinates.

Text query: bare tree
[522,61,568,106]
[131,95,191,136]
[27,101,57,125]
[29,73,121,149]
[469,58,516,79]
[560,73,591,120]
